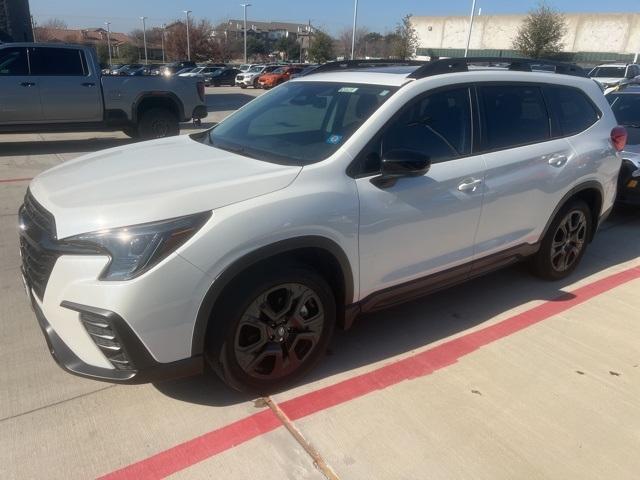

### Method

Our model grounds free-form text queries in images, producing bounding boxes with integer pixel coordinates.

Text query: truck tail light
[197,81,205,102]
[611,126,627,152]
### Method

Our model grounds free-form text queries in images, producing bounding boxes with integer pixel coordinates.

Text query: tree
[338,26,368,59]
[164,18,216,61]
[392,14,418,60]
[246,36,268,60]
[513,2,567,59]
[275,36,301,61]
[119,43,140,63]
[34,18,68,41]
[308,29,335,63]
[95,43,110,64]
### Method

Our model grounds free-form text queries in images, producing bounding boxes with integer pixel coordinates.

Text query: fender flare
[191,236,355,356]
[131,92,185,123]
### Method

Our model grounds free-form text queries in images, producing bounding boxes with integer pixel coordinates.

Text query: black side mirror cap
[381,150,431,177]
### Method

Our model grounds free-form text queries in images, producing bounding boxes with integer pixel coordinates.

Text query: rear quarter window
[544,86,600,136]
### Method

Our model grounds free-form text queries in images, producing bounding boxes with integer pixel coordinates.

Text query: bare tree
[34,18,68,42]
[337,26,369,59]
[513,2,567,58]
[165,18,216,61]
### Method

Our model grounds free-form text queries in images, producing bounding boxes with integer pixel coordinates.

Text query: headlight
[68,212,211,281]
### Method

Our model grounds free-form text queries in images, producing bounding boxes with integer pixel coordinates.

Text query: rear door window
[31,47,87,76]
[544,86,599,136]
[0,47,29,75]
[480,84,550,151]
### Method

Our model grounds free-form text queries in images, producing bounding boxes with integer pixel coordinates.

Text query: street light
[464,0,477,58]
[140,16,148,64]
[104,21,112,65]
[351,0,359,60]
[161,23,166,63]
[184,10,192,61]
[241,3,251,64]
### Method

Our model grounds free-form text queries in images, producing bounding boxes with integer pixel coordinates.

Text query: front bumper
[26,286,203,384]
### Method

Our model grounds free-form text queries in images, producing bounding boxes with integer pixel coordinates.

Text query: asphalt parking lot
[1,86,640,480]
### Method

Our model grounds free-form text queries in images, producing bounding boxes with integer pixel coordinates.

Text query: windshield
[206,81,397,165]
[192,67,205,73]
[249,66,264,73]
[590,66,626,78]
[272,67,286,74]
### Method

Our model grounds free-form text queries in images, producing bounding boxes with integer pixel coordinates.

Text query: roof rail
[302,59,426,76]
[408,57,588,79]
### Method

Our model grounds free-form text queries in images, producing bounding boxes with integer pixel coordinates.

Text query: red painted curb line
[99,265,640,480]
[0,177,32,184]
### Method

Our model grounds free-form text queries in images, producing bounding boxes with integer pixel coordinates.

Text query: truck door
[30,46,102,123]
[0,46,42,124]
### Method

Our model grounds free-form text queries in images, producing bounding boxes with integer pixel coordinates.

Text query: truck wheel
[207,264,336,393]
[122,126,139,139]
[137,108,179,139]
[253,79,260,89]
[530,199,592,280]
[240,84,247,89]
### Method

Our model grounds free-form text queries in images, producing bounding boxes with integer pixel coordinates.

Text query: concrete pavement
[1,87,639,479]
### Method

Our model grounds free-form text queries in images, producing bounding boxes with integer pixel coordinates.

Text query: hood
[594,77,624,86]
[29,135,301,239]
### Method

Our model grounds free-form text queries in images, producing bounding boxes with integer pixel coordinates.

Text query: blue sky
[29,0,640,35]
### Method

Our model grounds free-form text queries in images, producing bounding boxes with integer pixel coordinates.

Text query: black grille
[79,311,135,370]
[19,191,59,300]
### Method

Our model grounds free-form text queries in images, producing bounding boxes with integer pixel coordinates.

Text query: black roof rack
[302,59,426,76]
[408,57,588,79]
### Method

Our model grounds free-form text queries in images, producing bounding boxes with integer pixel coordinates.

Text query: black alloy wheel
[210,265,336,392]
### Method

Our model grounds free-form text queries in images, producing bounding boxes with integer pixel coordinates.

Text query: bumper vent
[19,191,59,300]
[79,311,135,371]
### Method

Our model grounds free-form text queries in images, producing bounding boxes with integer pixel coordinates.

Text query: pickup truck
[0,43,207,139]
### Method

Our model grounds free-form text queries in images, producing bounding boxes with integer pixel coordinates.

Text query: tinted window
[353,87,472,176]
[0,47,28,75]
[608,94,640,126]
[208,82,396,165]
[481,85,549,150]
[590,66,626,78]
[31,48,86,76]
[544,86,599,136]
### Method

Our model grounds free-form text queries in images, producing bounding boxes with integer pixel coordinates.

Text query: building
[214,19,313,41]
[0,0,33,42]
[411,12,640,64]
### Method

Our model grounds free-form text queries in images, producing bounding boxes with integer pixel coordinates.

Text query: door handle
[82,82,96,87]
[458,178,483,192]
[548,154,568,167]
[20,82,36,87]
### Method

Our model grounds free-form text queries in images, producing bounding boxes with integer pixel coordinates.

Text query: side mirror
[381,150,431,177]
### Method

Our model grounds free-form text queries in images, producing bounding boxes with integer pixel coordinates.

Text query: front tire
[531,200,592,280]
[208,265,336,393]
[137,108,179,139]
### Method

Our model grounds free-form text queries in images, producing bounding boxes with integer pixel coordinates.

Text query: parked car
[258,65,304,89]
[161,61,198,76]
[235,64,282,88]
[108,63,124,75]
[181,66,222,79]
[607,85,640,205]
[0,43,207,139]
[128,64,163,76]
[209,68,240,86]
[238,63,259,72]
[589,63,640,89]
[19,58,623,392]
[111,63,143,76]
[176,67,196,76]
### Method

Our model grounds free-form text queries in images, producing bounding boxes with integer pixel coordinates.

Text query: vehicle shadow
[206,93,257,112]
[154,208,640,406]
[0,137,133,157]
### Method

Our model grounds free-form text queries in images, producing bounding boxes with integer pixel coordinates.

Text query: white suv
[20,58,625,392]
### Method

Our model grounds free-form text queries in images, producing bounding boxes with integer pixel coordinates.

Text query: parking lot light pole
[161,23,166,63]
[104,21,112,66]
[241,3,251,64]
[184,10,192,60]
[351,0,359,60]
[464,0,477,58]
[140,16,148,64]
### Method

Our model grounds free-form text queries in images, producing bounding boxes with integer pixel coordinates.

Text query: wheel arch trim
[190,235,355,356]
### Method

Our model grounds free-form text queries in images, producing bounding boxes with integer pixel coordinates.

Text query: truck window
[0,47,29,75]
[31,47,87,76]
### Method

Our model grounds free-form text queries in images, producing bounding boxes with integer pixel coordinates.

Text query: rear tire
[253,78,260,89]
[240,84,247,89]
[530,199,592,280]
[137,108,179,139]
[206,264,336,393]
